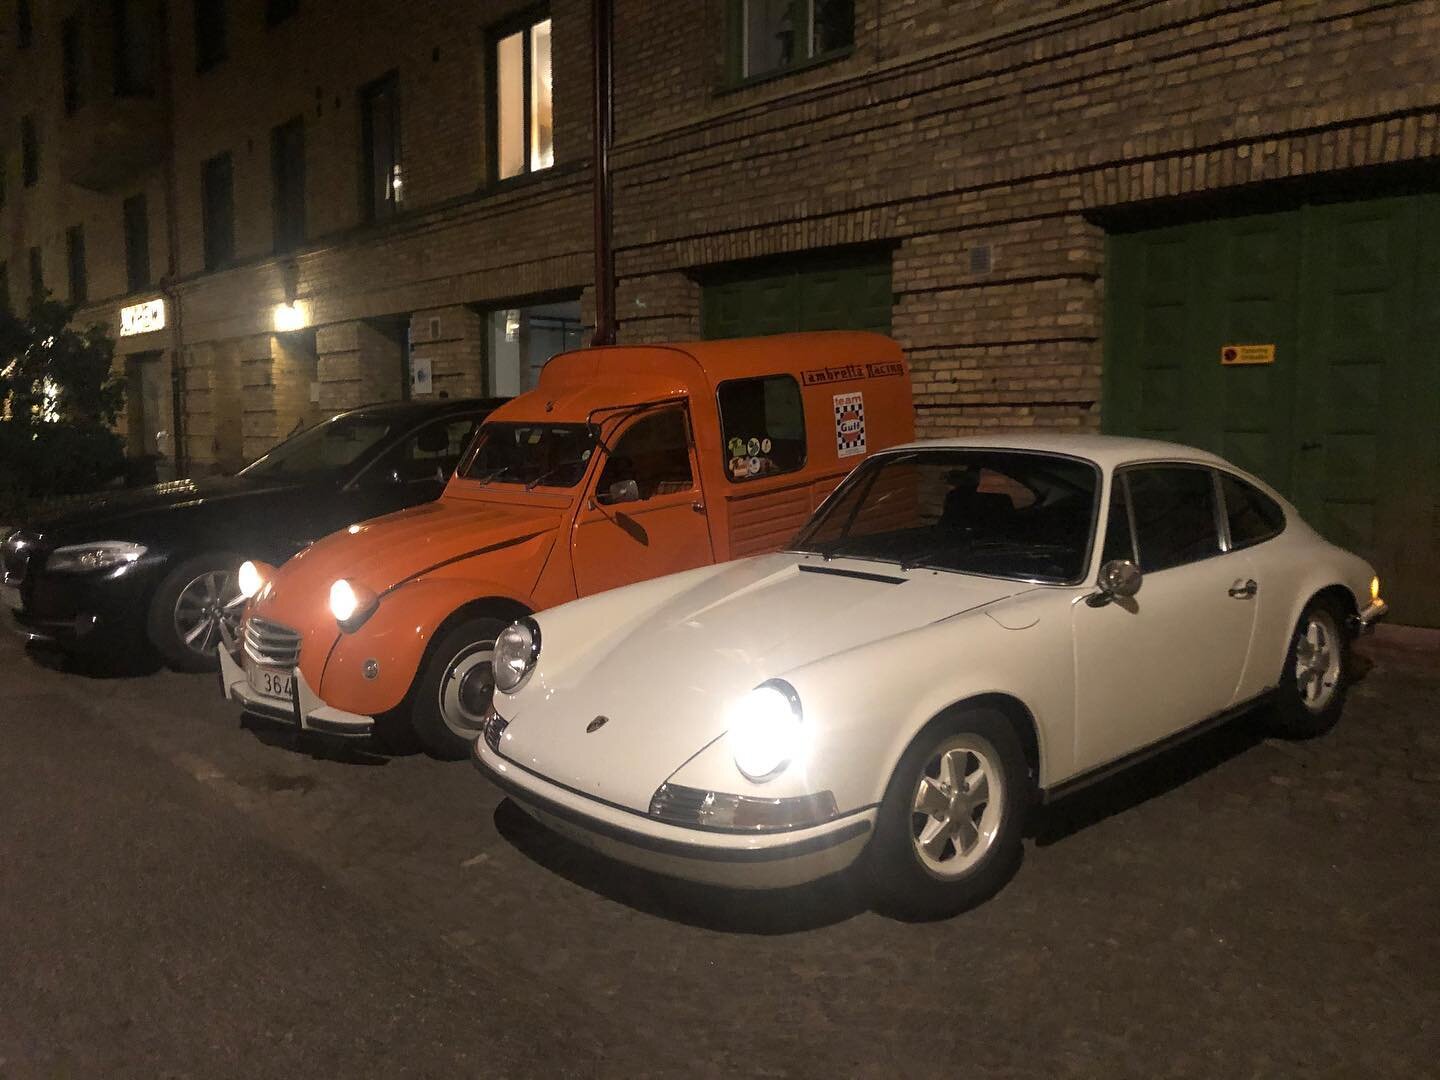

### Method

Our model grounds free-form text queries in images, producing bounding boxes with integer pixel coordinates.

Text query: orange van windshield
[461,422,599,489]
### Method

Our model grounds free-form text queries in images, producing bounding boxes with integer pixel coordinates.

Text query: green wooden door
[701,254,892,340]
[1105,193,1440,627]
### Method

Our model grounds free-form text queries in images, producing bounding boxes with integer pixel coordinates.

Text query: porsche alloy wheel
[867,708,1028,920]
[410,615,508,760]
[1271,596,1350,739]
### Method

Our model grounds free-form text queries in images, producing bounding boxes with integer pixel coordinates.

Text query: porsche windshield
[792,449,1100,583]
[459,422,598,488]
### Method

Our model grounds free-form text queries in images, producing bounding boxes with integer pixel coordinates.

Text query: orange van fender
[318,577,534,717]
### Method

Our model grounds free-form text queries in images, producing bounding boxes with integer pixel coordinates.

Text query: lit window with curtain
[492,11,553,181]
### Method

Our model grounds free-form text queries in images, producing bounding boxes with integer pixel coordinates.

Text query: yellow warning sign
[1220,344,1275,366]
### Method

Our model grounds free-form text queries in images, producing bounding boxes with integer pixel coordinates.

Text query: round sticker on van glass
[761,438,772,453]
[747,456,762,476]
[747,437,760,456]
[728,437,746,456]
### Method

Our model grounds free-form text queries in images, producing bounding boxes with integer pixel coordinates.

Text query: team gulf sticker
[833,392,866,458]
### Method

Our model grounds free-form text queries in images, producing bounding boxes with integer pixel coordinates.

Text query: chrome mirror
[1097,558,1142,599]
[605,479,641,505]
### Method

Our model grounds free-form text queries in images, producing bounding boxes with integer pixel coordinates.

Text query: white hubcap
[910,735,1004,879]
[1294,610,1342,713]
[438,643,495,739]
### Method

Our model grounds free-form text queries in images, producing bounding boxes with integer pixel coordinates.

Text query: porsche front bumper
[217,632,374,737]
[472,736,874,889]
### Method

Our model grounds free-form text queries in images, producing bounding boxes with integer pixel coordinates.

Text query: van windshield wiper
[524,457,589,490]
[470,465,515,488]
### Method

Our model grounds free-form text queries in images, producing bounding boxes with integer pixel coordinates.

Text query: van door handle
[1228,578,1257,599]
[691,501,705,514]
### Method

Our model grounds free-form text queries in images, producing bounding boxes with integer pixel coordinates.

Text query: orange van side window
[717,375,806,483]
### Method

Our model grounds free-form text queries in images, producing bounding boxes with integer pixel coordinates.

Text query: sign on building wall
[119,299,167,337]
[1220,344,1276,365]
[410,355,433,396]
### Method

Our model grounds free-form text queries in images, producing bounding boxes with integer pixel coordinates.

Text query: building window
[22,116,39,187]
[491,11,553,181]
[486,300,583,396]
[17,0,32,49]
[0,262,10,314]
[265,0,299,26]
[66,226,88,305]
[359,72,401,223]
[271,116,306,252]
[124,193,151,292]
[201,152,235,270]
[62,18,84,115]
[194,0,227,71]
[733,0,853,80]
[113,0,157,96]
[28,247,43,303]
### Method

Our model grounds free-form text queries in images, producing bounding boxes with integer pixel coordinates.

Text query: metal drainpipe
[589,0,617,347]
[158,0,187,476]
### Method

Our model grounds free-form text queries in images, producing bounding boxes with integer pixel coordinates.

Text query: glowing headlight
[728,681,805,783]
[1370,575,1381,602]
[493,618,541,693]
[329,578,378,630]
[46,541,147,573]
[237,560,273,599]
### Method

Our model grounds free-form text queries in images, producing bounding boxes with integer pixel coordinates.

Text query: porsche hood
[496,553,1033,812]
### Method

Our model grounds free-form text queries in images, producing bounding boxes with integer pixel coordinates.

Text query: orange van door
[570,405,716,597]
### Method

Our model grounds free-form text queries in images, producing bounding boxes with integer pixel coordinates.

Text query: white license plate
[249,663,295,702]
[0,582,21,612]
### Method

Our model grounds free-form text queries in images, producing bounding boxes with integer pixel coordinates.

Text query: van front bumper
[472,736,874,889]
[217,633,374,737]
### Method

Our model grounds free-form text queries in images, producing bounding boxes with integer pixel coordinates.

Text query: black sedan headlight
[46,541,148,573]
[493,617,541,693]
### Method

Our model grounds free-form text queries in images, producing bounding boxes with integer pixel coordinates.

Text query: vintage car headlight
[493,618,541,693]
[329,578,378,631]
[728,680,805,782]
[237,560,275,599]
[1370,575,1381,603]
[46,541,147,574]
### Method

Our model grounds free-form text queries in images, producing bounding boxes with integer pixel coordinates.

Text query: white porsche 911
[472,435,1387,918]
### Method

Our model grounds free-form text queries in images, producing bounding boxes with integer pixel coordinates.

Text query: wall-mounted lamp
[274,301,309,333]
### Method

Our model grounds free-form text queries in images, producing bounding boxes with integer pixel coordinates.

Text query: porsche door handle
[1228,579,1258,599]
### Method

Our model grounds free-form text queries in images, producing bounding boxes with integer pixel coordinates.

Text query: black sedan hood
[19,475,304,542]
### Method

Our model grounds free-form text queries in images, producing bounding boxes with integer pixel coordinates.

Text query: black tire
[1269,595,1350,739]
[865,708,1029,920]
[146,552,245,673]
[409,616,508,760]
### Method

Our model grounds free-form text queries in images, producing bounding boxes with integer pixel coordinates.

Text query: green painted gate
[701,252,892,340]
[1104,193,1440,627]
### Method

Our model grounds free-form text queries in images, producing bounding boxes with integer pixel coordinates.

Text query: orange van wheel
[410,615,509,760]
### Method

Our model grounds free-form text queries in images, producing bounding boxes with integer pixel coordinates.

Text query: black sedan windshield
[793,449,1100,583]
[459,422,598,488]
[240,413,403,480]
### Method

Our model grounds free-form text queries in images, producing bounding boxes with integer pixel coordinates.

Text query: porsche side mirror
[605,479,641,505]
[1088,559,1143,607]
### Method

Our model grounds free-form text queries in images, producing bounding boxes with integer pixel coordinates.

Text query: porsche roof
[883,433,1229,469]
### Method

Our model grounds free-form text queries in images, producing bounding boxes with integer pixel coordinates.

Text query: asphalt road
[1,629,1437,1078]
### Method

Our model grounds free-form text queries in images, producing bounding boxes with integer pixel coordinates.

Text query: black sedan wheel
[147,553,246,672]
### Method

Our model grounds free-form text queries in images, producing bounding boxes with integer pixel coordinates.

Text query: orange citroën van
[220,332,914,757]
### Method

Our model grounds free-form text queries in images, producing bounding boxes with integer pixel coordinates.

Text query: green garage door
[1105,193,1440,627]
[701,251,892,340]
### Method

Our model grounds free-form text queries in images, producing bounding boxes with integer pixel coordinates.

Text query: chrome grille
[243,617,302,667]
[482,707,509,755]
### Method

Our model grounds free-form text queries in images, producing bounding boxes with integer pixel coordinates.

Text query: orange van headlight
[330,578,379,632]
[237,560,275,600]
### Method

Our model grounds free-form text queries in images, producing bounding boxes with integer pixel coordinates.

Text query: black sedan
[1,397,502,671]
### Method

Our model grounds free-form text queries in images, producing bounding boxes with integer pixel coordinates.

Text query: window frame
[486,5,553,186]
[1107,461,1232,576]
[62,17,84,115]
[594,405,698,505]
[66,225,87,304]
[28,246,43,302]
[112,0,157,97]
[17,0,33,49]
[358,70,401,224]
[194,0,228,72]
[725,0,855,87]
[271,115,307,253]
[22,116,39,187]
[265,0,299,27]
[1214,468,1288,553]
[200,151,236,271]
[715,373,808,484]
[123,192,151,292]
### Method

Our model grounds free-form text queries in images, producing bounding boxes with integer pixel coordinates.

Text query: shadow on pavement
[25,640,163,679]
[492,798,869,934]
[1030,710,1267,846]
[239,712,393,766]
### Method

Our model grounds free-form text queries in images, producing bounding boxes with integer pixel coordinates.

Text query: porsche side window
[1100,476,1136,565]
[596,410,693,504]
[1219,472,1286,549]
[717,375,805,482]
[1125,466,1221,572]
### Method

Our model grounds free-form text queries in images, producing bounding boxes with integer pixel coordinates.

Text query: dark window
[0,159,6,208]
[364,417,479,487]
[123,193,151,291]
[490,11,553,181]
[597,410,694,504]
[460,422,597,488]
[201,152,235,270]
[66,226,87,304]
[265,0,298,26]
[1125,466,1221,572]
[717,375,805,482]
[359,72,401,223]
[113,0,156,96]
[271,117,306,252]
[1219,472,1286,549]
[22,116,39,186]
[194,0,227,71]
[28,246,43,302]
[17,0,32,48]
[62,18,84,115]
[1100,476,1136,565]
[732,0,852,81]
[0,261,9,313]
